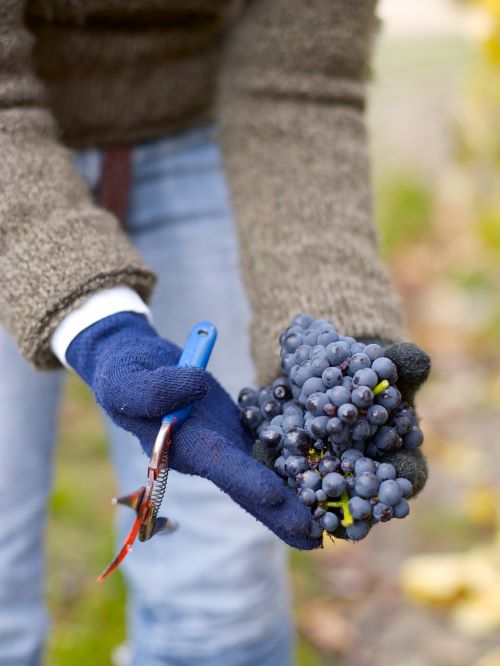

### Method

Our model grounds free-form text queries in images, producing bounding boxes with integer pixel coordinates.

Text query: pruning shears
[98,321,217,582]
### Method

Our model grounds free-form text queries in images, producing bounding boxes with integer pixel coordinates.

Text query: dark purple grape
[341,376,354,390]
[306,392,330,416]
[310,355,330,377]
[261,399,281,420]
[302,329,319,347]
[355,473,379,499]
[371,357,396,380]
[317,327,339,347]
[396,477,413,498]
[316,489,327,503]
[322,472,346,498]
[240,405,263,431]
[348,496,372,520]
[299,470,322,491]
[372,502,393,522]
[378,480,403,506]
[349,342,366,355]
[238,387,258,408]
[403,426,424,449]
[346,520,370,541]
[260,425,283,449]
[393,499,410,518]
[274,456,287,477]
[281,353,296,374]
[310,416,329,439]
[299,488,317,506]
[351,385,374,409]
[309,519,323,538]
[326,386,351,407]
[376,463,397,482]
[340,448,363,470]
[319,457,340,474]
[348,353,371,375]
[326,417,344,436]
[292,313,313,329]
[351,419,371,442]
[282,427,311,455]
[393,413,412,435]
[283,331,303,353]
[364,343,384,361]
[322,366,343,388]
[326,341,350,366]
[320,512,339,532]
[352,368,378,389]
[281,413,304,432]
[354,457,376,476]
[337,403,358,424]
[272,376,292,402]
[294,345,312,363]
[373,426,401,452]
[375,386,401,410]
[294,362,314,387]
[323,402,337,418]
[367,404,388,425]
[285,456,309,478]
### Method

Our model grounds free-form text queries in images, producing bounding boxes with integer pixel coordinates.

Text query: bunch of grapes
[239,314,424,541]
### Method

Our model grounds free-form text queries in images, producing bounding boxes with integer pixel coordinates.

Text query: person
[1,1,430,664]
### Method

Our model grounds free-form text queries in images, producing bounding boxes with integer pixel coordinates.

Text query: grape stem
[373,379,390,395]
[324,490,354,527]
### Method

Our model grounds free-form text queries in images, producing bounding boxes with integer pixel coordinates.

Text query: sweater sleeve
[0,0,156,370]
[218,0,405,385]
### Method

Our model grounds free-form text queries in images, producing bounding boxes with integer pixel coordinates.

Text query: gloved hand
[360,339,431,495]
[67,312,318,549]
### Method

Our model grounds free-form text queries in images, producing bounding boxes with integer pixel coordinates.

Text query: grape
[310,355,330,377]
[396,477,413,499]
[403,426,424,450]
[351,419,371,442]
[283,427,311,455]
[285,456,309,478]
[378,480,403,506]
[281,413,304,432]
[292,313,314,329]
[320,512,339,532]
[294,362,314,387]
[239,315,424,544]
[294,345,312,363]
[240,405,263,431]
[272,377,292,402]
[322,472,346,498]
[319,457,340,474]
[310,416,329,439]
[348,496,372,520]
[367,404,388,425]
[283,331,303,353]
[260,425,283,449]
[375,386,401,410]
[351,385,374,409]
[352,368,378,389]
[261,399,281,420]
[355,473,379,499]
[322,366,343,388]
[346,520,370,541]
[306,392,330,416]
[337,403,358,424]
[354,457,376,476]
[393,498,410,518]
[373,426,401,452]
[364,343,384,361]
[326,341,350,366]
[372,503,393,522]
[274,456,287,477]
[299,470,322,490]
[326,386,351,407]
[238,387,258,408]
[376,463,397,482]
[317,328,339,347]
[371,357,396,380]
[348,353,371,375]
[299,488,317,506]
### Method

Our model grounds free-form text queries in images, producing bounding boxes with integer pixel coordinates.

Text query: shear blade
[151,517,178,537]
[112,487,145,512]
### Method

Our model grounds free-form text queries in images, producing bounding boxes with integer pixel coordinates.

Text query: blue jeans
[0,126,293,665]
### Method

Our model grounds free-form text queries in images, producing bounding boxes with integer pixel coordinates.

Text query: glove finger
[382,449,428,496]
[384,342,431,404]
[103,365,209,418]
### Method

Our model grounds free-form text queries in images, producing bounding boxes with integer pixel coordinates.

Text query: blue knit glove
[67,312,318,550]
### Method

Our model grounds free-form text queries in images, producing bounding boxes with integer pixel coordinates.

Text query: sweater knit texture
[1,0,404,381]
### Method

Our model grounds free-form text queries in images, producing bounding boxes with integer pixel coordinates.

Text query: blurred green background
[45,1,500,664]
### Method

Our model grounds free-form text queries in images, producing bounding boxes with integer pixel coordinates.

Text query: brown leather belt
[97,146,132,228]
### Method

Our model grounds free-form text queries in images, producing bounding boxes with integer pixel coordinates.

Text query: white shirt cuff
[51,286,153,369]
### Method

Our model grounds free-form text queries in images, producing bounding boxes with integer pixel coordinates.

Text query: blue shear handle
[162,321,217,428]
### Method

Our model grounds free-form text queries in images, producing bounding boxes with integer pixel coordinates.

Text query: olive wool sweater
[1,0,404,384]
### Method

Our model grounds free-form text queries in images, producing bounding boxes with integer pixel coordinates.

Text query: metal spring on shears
[150,445,171,522]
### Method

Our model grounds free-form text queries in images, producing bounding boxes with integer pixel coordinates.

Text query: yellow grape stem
[373,379,390,395]
[325,490,354,527]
